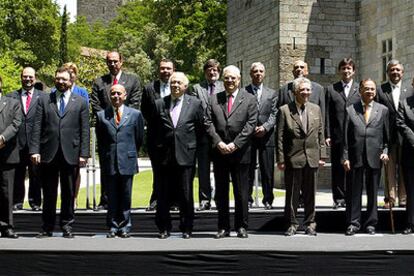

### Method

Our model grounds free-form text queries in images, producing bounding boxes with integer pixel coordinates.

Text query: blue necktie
[59,94,65,115]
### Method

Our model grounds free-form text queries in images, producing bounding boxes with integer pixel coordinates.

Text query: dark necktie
[59,93,65,115]
[209,83,215,95]
[300,104,307,132]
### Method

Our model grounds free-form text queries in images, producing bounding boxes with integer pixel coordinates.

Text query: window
[382,39,393,82]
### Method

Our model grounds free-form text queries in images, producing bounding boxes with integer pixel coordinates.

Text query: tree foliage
[0,53,23,94]
[59,5,69,65]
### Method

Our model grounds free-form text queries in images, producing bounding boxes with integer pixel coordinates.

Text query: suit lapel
[27,89,41,115]
[334,82,347,101]
[348,81,359,102]
[217,92,228,117]
[163,96,174,126]
[367,102,379,126]
[288,82,295,102]
[117,106,130,128]
[355,102,366,125]
[61,93,76,118]
[288,102,305,132]
[175,94,190,128]
[104,107,117,129]
[50,92,60,116]
[0,97,7,114]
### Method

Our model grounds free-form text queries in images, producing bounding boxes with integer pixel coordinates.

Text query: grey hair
[387,59,404,72]
[292,77,311,93]
[223,65,241,78]
[170,71,189,86]
[250,62,265,72]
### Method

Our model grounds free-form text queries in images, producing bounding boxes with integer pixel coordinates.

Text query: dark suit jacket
[205,89,258,164]
[278,81,325,121]
[0,96,22,164]
[276,102,326,168]
[376,82,414,146]
[29,92,90,165]
[7,88,46,150]
[154,94,204,166]
[91,71,141,115]
[325,81,360,144]
[343,101,389,169]
[396,95,414,168]
[245,84,278,147]
[96,106,144,175]
[141,80,162,122]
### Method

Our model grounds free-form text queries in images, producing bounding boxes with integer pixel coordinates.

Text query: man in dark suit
[343,79,389,235]
[30,67,90,238]
[91,51,141,210]
[96,84,144,238]
[153,72,204,239]
[140,58,175,211]
[277,60,325,121]
[0,75,22,238]
[245,62,277,209]
[7,67,45,211]
[205,65,258,239]
[277,77,326,236]
[377,60,412,208]
[396,93,414,234]
[190,59,224,211]
[325,58,361,209]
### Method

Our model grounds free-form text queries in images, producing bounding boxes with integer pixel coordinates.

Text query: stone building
[77,0,129,24]
[227,0,414,89]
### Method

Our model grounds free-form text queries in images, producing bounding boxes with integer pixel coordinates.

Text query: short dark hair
[359,78,376,91]
[338,58,355,71]
[55,66,71,76]
[203,59,221,72]
[159,58,175,70]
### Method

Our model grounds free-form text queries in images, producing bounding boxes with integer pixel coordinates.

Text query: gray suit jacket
[278,80,325,121]
[276,101,326,168]
[396,95,414,167]
[245,84,278,147]
[191,80,225,111]
[96,106,144,175]
[205,88,258,164]
[154,94,204,166]
[7,88,46,149]
[91,71,141,116]
[343,101,389,169]
[0,96,22,164]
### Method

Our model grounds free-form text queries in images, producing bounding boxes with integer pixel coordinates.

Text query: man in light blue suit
[96,84,144,238]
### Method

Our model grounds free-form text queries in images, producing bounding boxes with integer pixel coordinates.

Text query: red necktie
[26,91,32,114]
[227,95,233,113]
[113,78,118,85]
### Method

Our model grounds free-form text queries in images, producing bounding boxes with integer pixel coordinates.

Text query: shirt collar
[341,79,353,88]
[389,80,401,89]
[227,88,239,99]
[113,104,124,113]
[361,100,373,107]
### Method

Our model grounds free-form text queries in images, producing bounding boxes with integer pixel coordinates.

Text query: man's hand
[31,154,41,165]
[254,126,266,138]
[0,136,5,149]
[325,138,331,147]
[227,142,237,153]
[380,154,389,163]
[217,141,229,155]
[343,160,350,172]
[79,157,88,167]
[318,160,326,167]
[277,163,285,171]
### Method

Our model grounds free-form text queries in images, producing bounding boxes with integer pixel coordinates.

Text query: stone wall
[358,0,414,85]
[77,0,126,24]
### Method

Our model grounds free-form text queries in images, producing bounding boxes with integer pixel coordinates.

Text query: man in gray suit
[245,62,277,209]
[8,67,45,211]
[30,67,90,238]
[0,75,22,238]
[376,60,413,208]
[153,72,204,239]
[277,77,326,236]
[91,51,141,210]
[206,65,258,239]
[96,84,144,238]
[191,59,224,211]
[343,79,389,235]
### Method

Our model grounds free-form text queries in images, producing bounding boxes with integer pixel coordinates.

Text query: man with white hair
[205,65,258,239]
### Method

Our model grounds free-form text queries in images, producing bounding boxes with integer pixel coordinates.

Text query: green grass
[24,170,285,209]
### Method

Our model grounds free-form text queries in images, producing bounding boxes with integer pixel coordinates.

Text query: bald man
[96,84,144,238]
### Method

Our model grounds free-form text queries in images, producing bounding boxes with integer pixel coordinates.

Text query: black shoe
[146,201,157,211]
[237,228,248,238]
[13,203,23,211]
[158,231,170,239]
[170,205,179,211]
[403,227,413,235]
[106,231,117,238]
[119,231,130,238]
[214,229,230,239]
[284,226,297,236]
[345,225,358,236]
[264,202,273,210]
[62,230,74,239]
[366,226,375,235]
[305,227,317,236]
[197,201,211,211]
[31,205,41,211]
[182,232,191,239]
[2,229,18,239]
[95,204,107,211]
[37,231,53,238]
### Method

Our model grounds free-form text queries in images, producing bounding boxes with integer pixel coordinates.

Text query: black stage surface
[3,207,414,275]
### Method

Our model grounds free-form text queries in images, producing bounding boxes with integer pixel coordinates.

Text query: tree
[59,5,69,65]
[0,52,23,94]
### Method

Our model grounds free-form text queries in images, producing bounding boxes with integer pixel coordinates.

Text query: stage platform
[4,207,414,275]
